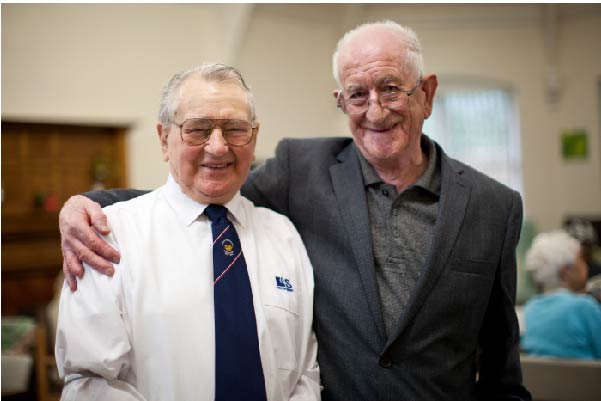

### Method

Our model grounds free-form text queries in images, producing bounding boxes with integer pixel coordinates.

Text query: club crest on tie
[222,239,235,256]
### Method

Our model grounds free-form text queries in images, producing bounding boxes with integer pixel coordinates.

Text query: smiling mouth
[201,162,233,169]
[364,127,393,133]
[363,122,399,132]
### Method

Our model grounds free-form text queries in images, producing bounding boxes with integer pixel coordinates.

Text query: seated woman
[521,230,601,360]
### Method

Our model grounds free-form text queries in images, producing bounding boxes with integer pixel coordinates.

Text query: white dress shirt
[55,175,320,401]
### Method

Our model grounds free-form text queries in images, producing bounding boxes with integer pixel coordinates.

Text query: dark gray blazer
[88,136,531,401]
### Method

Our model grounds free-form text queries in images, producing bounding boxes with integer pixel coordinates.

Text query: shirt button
[393,230,400,238]
[392,209,399,216]
[382,189,389,197]
[379,354,393,368]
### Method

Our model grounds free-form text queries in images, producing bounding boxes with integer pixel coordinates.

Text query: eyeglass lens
[181,118,253,146]
[342,92,410,115]
[339,78,422,115]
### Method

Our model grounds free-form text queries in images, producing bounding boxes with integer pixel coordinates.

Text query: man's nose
[365,94,388,122]
[204,129,229,155]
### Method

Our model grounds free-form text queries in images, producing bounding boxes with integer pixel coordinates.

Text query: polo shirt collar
[356,134,441,197]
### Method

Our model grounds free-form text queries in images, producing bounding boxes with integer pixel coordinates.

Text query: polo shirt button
[382,189,389,196]
[393,230,400,237]
[392,209,399,216]
[379,354,393,368]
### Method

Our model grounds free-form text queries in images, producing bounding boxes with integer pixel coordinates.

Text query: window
[423,82,523,194]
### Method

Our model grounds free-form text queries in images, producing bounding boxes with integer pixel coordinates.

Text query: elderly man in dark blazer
[59,21,531,401]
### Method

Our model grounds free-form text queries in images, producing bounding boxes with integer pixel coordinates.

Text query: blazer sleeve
[84,189,150,208]
[475,190,532,401]
[242,139,291,216]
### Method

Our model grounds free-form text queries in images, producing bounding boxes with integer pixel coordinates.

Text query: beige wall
[3,4,600,232]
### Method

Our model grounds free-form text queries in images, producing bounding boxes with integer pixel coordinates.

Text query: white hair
[158,63,256,128]
[331,20,424,87]
[525,230,581,289]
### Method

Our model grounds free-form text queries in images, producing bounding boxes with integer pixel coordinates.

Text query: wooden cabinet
[1,121,127,316]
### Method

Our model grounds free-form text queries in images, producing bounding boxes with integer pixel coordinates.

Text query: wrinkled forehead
[177,78,252,119]
[338,58,415,90]
[344,72,409,92]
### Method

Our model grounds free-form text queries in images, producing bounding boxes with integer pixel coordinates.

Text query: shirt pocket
[262,288,299,372]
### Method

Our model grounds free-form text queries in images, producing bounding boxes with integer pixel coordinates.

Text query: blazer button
[379,354,393,368]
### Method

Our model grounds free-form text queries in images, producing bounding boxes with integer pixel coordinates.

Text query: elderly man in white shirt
[55,64,320,401]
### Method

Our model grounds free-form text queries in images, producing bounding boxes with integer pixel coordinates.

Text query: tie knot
[204,204,228,222]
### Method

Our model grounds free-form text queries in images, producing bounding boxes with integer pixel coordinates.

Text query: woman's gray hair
[158,63,256,128]
[526,230,581,289]
[332,20,424,87]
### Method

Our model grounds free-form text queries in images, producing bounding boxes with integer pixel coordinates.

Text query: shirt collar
[357,147,383,187]
[357,134,441,197]
[415,136,441,197]
[163,173,247,228]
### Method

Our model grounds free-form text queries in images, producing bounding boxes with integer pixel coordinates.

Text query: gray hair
[332,20,424,87]
[526,230,581,289]
[158,63,256,128]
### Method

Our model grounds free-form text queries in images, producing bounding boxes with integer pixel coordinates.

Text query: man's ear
[559,265,569,282]
[157,123,169,162]
[421,74,438,119]
[251,122,260,163]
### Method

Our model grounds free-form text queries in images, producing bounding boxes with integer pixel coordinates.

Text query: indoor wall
[3,3,601,232]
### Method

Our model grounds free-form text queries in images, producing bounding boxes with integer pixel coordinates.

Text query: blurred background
[1,4,600,401]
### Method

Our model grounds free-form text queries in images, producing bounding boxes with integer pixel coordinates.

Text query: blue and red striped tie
[204,204,267,401]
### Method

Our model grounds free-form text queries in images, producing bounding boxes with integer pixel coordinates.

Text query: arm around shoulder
[84,189,150,208]
[60,195,121,290]
[243,139,292,215]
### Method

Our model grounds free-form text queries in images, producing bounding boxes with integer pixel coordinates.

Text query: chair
[520,354,601,401]
[34,308,62,401]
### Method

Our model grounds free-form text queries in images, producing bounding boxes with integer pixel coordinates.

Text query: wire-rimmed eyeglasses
[336,76,423,115]
[175,118,257,147]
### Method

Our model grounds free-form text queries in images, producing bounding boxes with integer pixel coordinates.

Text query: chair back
[520,354,601,401]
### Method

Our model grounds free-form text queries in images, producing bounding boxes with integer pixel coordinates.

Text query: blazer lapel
[386,148,472,347]
[330,144,387,342]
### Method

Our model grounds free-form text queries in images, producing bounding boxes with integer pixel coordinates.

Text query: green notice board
[561,129,588,160]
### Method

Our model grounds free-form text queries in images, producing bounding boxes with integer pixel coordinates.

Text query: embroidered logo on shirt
[275,276,294,292]
[222,239,234,256]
